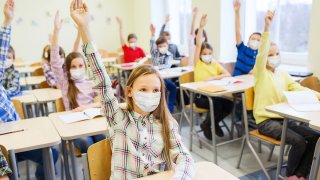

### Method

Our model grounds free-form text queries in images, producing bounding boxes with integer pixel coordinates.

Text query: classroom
[0,0,320,180]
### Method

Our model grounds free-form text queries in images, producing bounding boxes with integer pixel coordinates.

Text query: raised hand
[233,0,241,12]
[54,11,63,31]
[70,0,90,28]
[3,0,14,26]
[116,16,123,28]
[150,24,156,36]
[192,7,199,16]
[264,10,275,32]
[164,15,170,24]
[199,14,207,28]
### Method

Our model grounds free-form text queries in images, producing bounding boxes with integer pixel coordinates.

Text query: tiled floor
[17,115,284,180]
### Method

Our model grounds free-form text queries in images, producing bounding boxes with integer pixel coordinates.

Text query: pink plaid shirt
[83,42,195,180]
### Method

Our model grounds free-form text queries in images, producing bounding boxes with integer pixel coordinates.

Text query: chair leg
[237,137,246,169]
[221,120,231,139]
[26,160,30,180]
[285,145,291,156]
[268,145,275,162]
[258,140,262,153]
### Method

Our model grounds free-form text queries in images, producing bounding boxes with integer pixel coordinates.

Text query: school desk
[16,66,41,77]
[13,61,41,68]
[49,112,108,180]
[25,76,46,89]
[11,91,38,119]
[29,88,62,116]
[159,66,194,79]
[0,117,61,180]
[309,120,320,180]
[136,161,239,180]
[180,74,254,164]
[266,103,320,180]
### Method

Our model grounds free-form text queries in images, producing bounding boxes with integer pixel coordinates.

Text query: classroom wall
[0,0,134,61]
[308,0,320,77]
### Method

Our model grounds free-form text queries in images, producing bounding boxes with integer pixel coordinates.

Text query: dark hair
[127,33,137,41]
[194,28,208,45]
[65,52,86,109]
[43,45,66,62]
[200,42,213,55]
[156,36,168,46]
[161,31,170,37]
[249,32,262,39]
[9,46,15,60]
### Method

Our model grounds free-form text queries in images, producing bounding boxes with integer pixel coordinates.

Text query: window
[253,0,312,64]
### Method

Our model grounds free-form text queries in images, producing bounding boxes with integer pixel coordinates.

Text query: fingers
[83,2,89,12]
[70,0,76,12]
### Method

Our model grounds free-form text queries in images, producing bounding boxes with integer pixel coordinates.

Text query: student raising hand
[3,0,14,26]
[264,10,275,32]
[233,0,240,12]
[150,24,156,37]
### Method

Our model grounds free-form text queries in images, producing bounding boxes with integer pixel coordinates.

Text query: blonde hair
[125,65,173,168]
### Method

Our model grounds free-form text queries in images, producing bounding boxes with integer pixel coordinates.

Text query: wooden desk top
[101,57,117,64]
[49,112,108,140]
[0,117,61,153]
[266,103,320,124]
[136,161,238,180]
[30,88,62,103]
[180,75,254,97]
[25,76,46,86]
[16,66,41,74]
[11,92,38,104]
[14,61,41,68]
[159,66,193,79]
[20,78,27,86]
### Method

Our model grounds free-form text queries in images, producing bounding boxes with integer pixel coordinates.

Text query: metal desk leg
[43,147,55,180]
[69,140,78,180]
[22,103,28,119]
[189,92,194,151]
[310,137,320,180]
[62,140,71,180]
[208,97,217,164]
[8,149,19,180]
[275,118,288,180]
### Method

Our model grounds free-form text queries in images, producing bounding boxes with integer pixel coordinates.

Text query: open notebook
[59,108,102,124]
[284,91,320,112]
[0,124,24,136]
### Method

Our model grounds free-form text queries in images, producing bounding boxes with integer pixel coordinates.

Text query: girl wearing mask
[70,1,195,179]
[50,11,105,153]
[194,15,233,139]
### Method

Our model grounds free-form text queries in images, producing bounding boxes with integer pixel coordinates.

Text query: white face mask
[159,47,168,55]
[5,58,13,68]
[70,68,86,80]
[133,91,161,113]
[249,40,260,50]
[129,43,136,49]
[201,55,213,64]
[268,55,281,69]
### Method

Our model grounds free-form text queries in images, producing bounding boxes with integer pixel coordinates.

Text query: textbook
[284,90,320,112]
[59,108,102,124]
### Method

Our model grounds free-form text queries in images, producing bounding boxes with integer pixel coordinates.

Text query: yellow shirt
[194,60,224,82]
[253,32,320,124]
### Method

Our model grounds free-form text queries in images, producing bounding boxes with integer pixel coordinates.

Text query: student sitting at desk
[0,148,11,180]
[2,45,21,97]
[254,11,320,180]
[193,14,233,139]
[50,11,105,153]
[0,1,59,179]
[150,24,177,113]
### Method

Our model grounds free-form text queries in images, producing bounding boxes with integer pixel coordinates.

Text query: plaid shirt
[0,25,19,123]
[150,38,173,70]
[2,65,21,97]
[83,42,194,180]
[41,60,57,87]
[0,149,12,177]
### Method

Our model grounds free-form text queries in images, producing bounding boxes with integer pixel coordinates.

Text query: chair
[300,76,320,92]
[32,67,44,76]
[82,139,112,180]
[180,57,189,67]
[11,99,25,119]
[39,81,50,89]
[107,52,119,58]
[236,88,280,180]
[30,62,42,67]
[98,49,109,58]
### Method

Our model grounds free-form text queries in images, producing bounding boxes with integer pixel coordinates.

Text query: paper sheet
[284,91,320,112]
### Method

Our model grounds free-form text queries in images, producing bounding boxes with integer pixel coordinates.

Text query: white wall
[0,0,134,61]
[308,0,320,77]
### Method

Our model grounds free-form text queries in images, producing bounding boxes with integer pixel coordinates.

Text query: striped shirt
[233,42,258,76]
[83,42,194,180]
[0,25,20,122]
[41,60,57,88]
[0,149,12,177]
[50,46,97,110]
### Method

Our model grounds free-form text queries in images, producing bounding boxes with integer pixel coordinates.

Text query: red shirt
[122,45,146,63]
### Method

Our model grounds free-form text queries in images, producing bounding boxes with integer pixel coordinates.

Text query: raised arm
[190,7,198,35]
[116,17,125,47]
[159,15,170,36]
[194,14,207,66]
[0,0,13,84]
[72,27,81,52]
[234,0,242,45]
[253,11,275,78]
[70,0,123,126]
[150,24,157,54]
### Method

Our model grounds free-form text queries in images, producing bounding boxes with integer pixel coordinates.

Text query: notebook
[59,108,102,124]
[284,91,320,112]
[197,85,227,93]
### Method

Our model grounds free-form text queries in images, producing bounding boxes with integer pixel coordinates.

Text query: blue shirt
[0,25,20,123]
[150,38,173,70]
[233,42,258,76]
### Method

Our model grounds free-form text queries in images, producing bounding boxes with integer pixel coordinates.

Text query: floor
[17,115,286,180]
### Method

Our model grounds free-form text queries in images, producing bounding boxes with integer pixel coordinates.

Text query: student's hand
[164,15,170,24]
[233,0,241,12]
[150,24,156,36]
[116,16,123,29]
[72,105,88,112]
[70,0,90,28]
[192,7,199,16]
[249,70,254,74]
[54,11,63,31]
[3,0,14,26]
[199,14,207,28]
[0,175,9,180]
[264,10,275,32]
